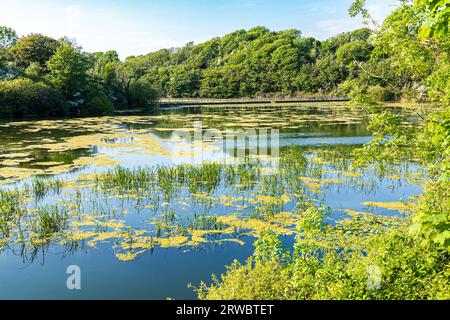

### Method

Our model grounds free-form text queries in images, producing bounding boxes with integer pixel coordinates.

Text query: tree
[81,84,115,116]
[91,50,120,80]
[47,44,92,99]
[312,55,346,92]
[168,66,201,97]
[417,0,449,39]
[200,66,240,98]
[9,34,60,70]
[0,26,18,49]
[118,26,381,99]
[336,40,373,65]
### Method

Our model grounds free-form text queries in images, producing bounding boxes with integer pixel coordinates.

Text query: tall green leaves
[417,0,450,40]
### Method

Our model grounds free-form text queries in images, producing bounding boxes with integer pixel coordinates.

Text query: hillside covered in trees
[121,8,447,104]
[1,0,448,118]
[124,27,374,99]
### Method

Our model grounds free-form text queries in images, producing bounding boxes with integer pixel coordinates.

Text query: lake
[0,105,426,299]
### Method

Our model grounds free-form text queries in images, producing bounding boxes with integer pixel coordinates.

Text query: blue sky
[0,0,398,59]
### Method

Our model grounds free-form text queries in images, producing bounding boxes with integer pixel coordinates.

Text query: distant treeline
[1,12,447,118]
[125,27,380,99]
[123,19,447,104]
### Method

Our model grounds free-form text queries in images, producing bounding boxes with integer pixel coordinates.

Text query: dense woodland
[124,27,375,99]
[1,0,448,118]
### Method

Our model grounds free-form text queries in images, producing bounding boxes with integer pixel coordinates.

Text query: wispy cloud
[313,18,363,39]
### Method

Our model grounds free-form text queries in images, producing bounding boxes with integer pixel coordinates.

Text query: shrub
[72,83,115,116]
[129,79,160,111]
[82,94,114,116]
[0,78,68,117]
[367,85,396,102]
[198,207,450,300]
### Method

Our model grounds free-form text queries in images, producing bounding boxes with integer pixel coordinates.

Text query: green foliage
[0,78,68,117]
[411,181,450,248]
[336,40,373,65]
[0,52,8,79]
[353,110,417,170]
[47,44,92,99]
[419,106,450,166]
[91,50,120,78]
[0,37,160,117]
[0,2,447,117]
[0,26,18,49]
[417,0,450,40]
[349,0,371,20]
[9,34,60,70]
[198,208,450,300]
[199,0,450,300]
[367,85,396,102]
[168,66,201,98]
[82,94,114,116]
[353,106,450,253]
[426,53,450,106]
[24,62,44,82]
[349,1,448,104]
[76,83,114,116]
[124,27,373,98]
[129,78,160,110]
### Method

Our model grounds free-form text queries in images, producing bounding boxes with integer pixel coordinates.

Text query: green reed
[26,177,63,200]
[36,205,68,238]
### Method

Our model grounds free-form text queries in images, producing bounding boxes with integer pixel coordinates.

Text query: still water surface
[0,105,425,299]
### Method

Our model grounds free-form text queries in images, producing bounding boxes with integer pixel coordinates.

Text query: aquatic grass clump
[97,163,260,201]
[186,213,225,232]
[0,189,24,215]
[0,189,26,238]
[27,177,64,200]
[36,205,69,238]
[0,138,422,262]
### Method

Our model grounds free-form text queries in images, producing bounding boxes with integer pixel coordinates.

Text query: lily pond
[0,105,427,299]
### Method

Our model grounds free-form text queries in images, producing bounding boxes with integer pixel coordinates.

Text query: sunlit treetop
[0,26,18,49]
[350,0,449,40]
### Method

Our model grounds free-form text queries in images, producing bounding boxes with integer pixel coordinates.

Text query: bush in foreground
[197,203,450,300]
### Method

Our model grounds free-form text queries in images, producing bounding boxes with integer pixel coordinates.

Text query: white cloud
[0,0,207,58]
[366,1,399,25]
[313,18,364,39]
